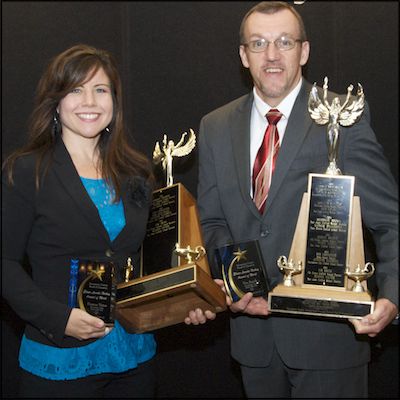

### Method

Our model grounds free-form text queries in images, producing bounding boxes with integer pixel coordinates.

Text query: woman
[2,44,158,398]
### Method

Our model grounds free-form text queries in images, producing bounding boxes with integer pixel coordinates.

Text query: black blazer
[197,79,399,369]
[2,137,152,348]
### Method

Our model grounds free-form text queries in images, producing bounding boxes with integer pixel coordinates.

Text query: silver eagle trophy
[153,129,196,187]
[308,77,365,175]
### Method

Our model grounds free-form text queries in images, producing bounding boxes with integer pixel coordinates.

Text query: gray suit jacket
[197,79,398,369]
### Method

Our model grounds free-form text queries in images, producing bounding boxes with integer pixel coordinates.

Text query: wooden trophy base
[116,263,226,333]
[268,178,375,320]
[269,284,374,319]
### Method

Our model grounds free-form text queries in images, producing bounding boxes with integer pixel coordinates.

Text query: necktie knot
[266,109,282,126]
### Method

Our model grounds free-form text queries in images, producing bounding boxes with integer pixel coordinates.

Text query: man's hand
[349,298,398,337]
[184,308,217,325]
[215,278,270,316]
[184,277,271,325]
[184,278,224,325]
[229,292,270,316]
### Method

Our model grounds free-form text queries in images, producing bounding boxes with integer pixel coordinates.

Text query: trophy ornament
[268,78,374,320]
[277,255,302,287]
[345,262,375,293]
[216,241,269,302]
[116,145,227,333]
[76,262,116,325]
[153,129,196,187]
[174,243,206,265]
[124,257,134,283]
[308,76,365,176]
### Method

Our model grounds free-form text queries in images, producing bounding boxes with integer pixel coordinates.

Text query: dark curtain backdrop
[2,1,398,398]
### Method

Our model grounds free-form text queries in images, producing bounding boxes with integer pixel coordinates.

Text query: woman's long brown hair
[3,44,153,199]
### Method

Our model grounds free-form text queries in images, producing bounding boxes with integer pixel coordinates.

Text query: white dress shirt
[250,78,303,196]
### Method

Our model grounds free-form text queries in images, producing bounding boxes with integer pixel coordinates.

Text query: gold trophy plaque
[115,130,226,333]
[268,77,375,319]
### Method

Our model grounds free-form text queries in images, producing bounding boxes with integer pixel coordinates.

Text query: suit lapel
[230,92,268,218]
[263,81,314,216]
[230,93,262,218]
[52,137,110,244]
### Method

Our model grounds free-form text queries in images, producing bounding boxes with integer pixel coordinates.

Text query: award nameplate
[69,259,116,326]
[216,240,269,302]
[115,130,226,333]
[268,77,375,320]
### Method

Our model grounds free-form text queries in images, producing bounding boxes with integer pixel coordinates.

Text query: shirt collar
[252,77,303,121]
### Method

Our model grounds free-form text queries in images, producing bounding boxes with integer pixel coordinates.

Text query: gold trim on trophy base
[268,284,374,319]
[115,263,226,333]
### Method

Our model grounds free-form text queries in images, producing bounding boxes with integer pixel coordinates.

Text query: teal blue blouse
[19,177,156,380]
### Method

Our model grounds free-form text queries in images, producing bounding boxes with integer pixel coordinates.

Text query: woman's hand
[65,308,112,340]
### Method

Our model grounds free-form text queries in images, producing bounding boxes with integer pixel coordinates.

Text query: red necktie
[253,109,282,213]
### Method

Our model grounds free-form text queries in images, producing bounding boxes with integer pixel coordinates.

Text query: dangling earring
[105,126,111,134]
[52,112,60,136]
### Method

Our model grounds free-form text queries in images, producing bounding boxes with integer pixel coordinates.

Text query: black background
[2,1,398,398]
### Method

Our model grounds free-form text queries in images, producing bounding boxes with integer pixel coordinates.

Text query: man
[188,2,398,398]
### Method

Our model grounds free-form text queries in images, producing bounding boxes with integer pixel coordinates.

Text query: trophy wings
[308,83,330,125]
[308,80,365,127]
[153,141,163,164]
[171,128,196,157]
[337,83,364,127]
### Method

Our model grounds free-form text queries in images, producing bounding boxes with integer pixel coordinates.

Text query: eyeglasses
[242,36,303,52]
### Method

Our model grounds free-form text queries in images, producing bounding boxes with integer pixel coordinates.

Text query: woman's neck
[62,135,101,179]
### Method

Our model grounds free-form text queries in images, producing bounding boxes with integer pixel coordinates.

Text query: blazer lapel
[52,137,110,244]
[111,179,134,246]
[263,80,314,216]
[230,94,261,218]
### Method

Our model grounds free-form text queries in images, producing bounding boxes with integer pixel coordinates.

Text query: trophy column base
[115,263,226,333]
[268,284,374,319]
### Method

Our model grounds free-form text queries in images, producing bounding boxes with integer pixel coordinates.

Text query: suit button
[260,229,269,237]
[105,249,114,257]
[48,333,54,340]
